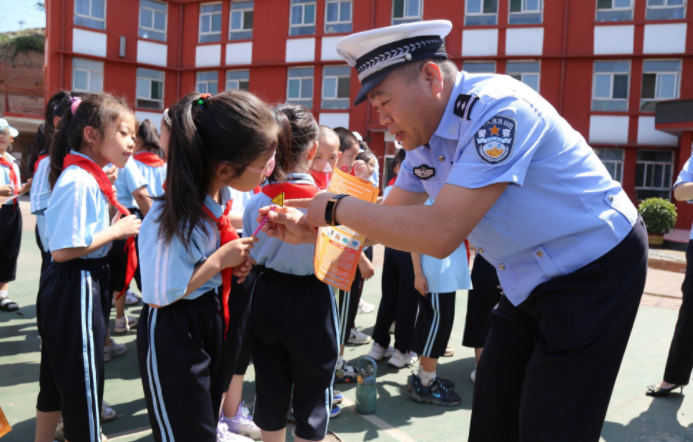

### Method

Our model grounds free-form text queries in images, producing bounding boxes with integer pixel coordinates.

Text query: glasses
[245,152,276,176]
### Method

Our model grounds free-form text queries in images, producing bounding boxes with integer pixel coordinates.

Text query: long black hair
[267,103,318,182]
[157,90,278,247]
[31,90,69,170]
[137,119,162,154]
[49,93,135,189]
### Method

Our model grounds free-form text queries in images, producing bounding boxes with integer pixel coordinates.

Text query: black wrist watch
[325,194,349,226]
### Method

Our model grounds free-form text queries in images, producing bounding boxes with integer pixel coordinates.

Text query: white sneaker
[114,315,138,333]
[217,422,254,442]
[388,350,417,368]
[389,322,396,334]
[366,342,394,361]
[220,402,261,440]
[104,337,127,362]
[470,364,477,383]
[101,400,117,422]
[357,299,374,314]
[125,290,140,305]
[348,327,371,345]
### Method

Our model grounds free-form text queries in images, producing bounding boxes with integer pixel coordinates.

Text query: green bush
[638,198,677,234]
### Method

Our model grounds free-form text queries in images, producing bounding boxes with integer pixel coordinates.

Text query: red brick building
[44,0,693,228]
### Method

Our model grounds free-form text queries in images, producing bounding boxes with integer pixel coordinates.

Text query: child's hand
[414,272,428,297]
[359,254,375,280]
[220,237,257,269]
[114,215,142,239]
[18,178,32,195]
[233,258,253,283]
[352,160,369,180]
[0,185,13,197]
[105,165,118,185]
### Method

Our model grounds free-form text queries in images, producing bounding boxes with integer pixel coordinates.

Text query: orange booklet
[0,406,12,438]
[313,169,379,291]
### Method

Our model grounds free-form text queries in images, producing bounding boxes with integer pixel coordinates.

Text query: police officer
[259,20,648,441]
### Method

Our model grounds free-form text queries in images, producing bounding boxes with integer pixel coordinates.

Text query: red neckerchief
[261,181,320,200]
[35,154,48,173]
[202,199,239,338]
[63,154,138,299]
[134,152,165,167]
[388,176,397,186]
[309,169,332,191]
[465,240,470,267]
[0,155,19,210]
[253,186,261,194]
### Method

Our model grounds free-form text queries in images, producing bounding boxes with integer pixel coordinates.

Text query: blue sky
[0,0,46,34]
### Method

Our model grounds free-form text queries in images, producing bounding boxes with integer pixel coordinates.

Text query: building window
[506,61,540,92]
[466,0,498,26]
[230,1,253,41]
[136,68,164,110]
[463,62,496,73]
[646,0,687,20]
[287,67,314,109]
[325,0,352,34]
[74,0,106,30]
[290,0,316,36]
[594,148,625,183]
[139,0,167,42]
[635,150,674,200]
[641,60,681,112]
[72,58,104,92]
[227,70,249,91]
[392,0,423,25]
[322,66,350,110]
[592,61,630,112]
[196,72,218,95]
[596,0,633,22]
[509,0,543,24]
[199,3,222,43]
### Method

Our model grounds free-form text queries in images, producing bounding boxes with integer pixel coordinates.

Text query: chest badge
[473,115,517,165]
[413,165,436,180]
[453,94,478,120]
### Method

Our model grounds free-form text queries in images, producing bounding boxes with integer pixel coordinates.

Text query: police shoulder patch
[473,115,517,164]
[413,164,435,180]
[453,94,478,120]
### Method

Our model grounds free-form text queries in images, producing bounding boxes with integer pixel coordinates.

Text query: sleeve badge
[473,116,517,164]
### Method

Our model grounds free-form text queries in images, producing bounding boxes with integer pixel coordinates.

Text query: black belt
[262,267,323,288]
[52,256,109,272]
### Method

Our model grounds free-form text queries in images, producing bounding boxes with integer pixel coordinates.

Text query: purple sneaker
[219,402,261,441]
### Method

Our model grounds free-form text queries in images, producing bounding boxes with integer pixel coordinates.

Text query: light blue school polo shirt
[114,158,148,209]
[674,158,693,240]
[30,156,52,252]
[0,153,21,206]
[395,71,637,306]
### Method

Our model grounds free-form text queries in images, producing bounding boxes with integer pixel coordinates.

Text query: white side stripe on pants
[147,308,175,441]
[80,270,100,442]
[422,293,440,358]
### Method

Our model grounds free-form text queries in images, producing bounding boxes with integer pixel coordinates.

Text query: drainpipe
[177,3,184,99]
[365,0,376,137]
[558,0,569,115]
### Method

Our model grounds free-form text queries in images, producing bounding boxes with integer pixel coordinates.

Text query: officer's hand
[257,205,317,244]
[285,192,335,228]
[414,272,428,297]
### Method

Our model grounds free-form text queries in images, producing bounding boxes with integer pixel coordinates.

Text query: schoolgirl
[0,118,30,312]
[333,127,360,174]
[35,94,141,442]
[309,126,340,190]
[136,91,270,442]
[132,119,166,198]
[243,103,339,442]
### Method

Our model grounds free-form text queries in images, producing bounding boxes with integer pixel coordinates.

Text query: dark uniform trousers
[338,247,373,345]
[662,239,693,385]
[470,217,648,442]
[462,254,503,349]
[35,224,52,276]
[372,247,421,353]
[410,292,456,358]
[0,205,22,283]
[108,208,142,294]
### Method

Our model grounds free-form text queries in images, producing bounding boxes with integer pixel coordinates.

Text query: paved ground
[3,201,693,441]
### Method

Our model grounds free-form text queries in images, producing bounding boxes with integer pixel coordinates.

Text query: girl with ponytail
[136,90,277,442]
[35,93,141,442]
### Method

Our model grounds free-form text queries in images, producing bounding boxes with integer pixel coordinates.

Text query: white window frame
[287,67,314,108]
[508,0,543,23]
[647,0,687,9]
[230,1,253,39]
[321,66,350,109]
[136,69,165,110]
[139,0,167,41]
[199,2,222,43]
[635,150,674,200]
[596,0,634,21]
[392,0,424,25]
[196,72,218,95]
[463,61,496,74]
[72,58,104,93]
[594,148,625,183]
[325,0,352,33]
[506,61,541,92]
[226,70,250,90]
[641,60,681,111]
[592,61,631,111]
[465,0,498,25]
[74,0,106,29]
[290,0,317,35]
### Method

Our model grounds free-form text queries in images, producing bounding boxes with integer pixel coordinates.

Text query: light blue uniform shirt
[139,187,233,306]
[674,158,693,239]
[30,156,52,252]
[420,200,472,293]
[243,174,317,275]
[369,154,380,188]
[45,151,112,259]
[0,153,21,206]
[230,188,256,215]
[395,71,637,306]
[133,158,166,199]
[114,158,148,209]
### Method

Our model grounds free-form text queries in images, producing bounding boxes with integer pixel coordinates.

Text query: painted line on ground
[340,397,417,442]
[108,426,152,440]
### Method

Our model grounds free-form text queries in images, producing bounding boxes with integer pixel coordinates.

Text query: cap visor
[354,69,394,106]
